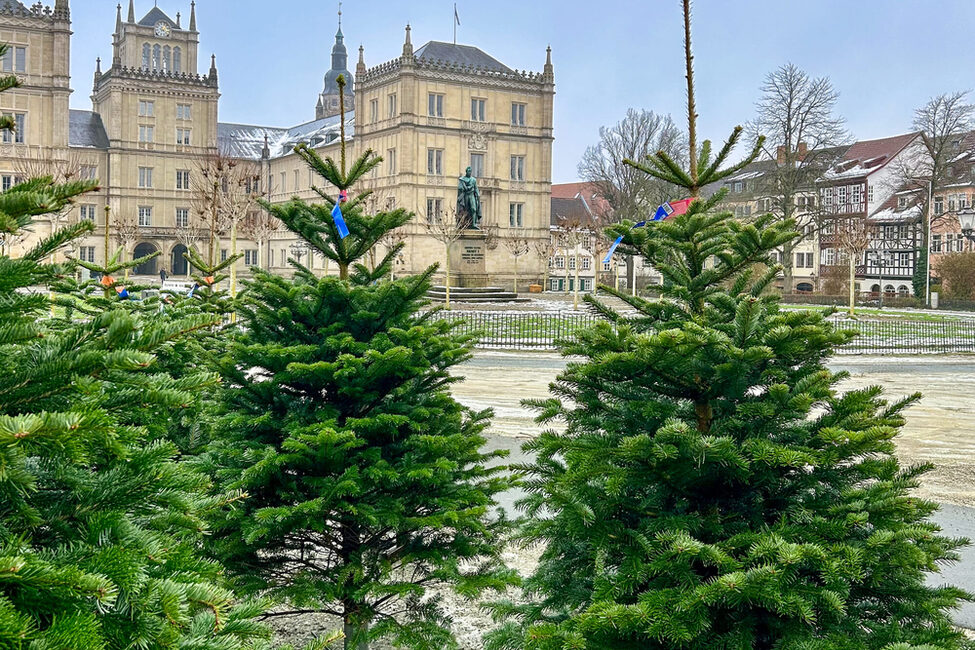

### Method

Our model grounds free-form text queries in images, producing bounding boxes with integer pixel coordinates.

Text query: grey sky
[71,1,975,183]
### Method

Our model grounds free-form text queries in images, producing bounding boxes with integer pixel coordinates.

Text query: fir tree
[0,174,290,648]
[487,4,972,648]
[205,75,515,650]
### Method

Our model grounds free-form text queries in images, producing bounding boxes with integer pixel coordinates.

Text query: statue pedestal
[453,229,490,287]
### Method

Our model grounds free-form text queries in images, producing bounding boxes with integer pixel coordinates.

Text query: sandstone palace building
[0,1,555,288]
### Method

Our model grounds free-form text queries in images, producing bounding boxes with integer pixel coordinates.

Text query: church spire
[115,3,122,34]
[337,1,343,38]
[189,0,197,31]
[127,0,135,23]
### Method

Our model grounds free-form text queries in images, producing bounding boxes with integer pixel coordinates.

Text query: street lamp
[959,207,975,244]
[288,241,307,266]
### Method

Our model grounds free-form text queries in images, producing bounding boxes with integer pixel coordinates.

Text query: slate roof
[823,132,920,181]
[138,7,176,27]
[68,110,109,149]
[551,182,612,217]
[0,0,27,11]
[218,114,353,160]
[415,41,513,73]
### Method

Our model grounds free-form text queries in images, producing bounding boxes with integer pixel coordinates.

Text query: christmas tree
[486,3,973,648]
[205,76,515,650]
[0,177,290,647]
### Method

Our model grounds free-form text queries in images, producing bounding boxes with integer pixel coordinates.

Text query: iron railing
[436,309,975,355]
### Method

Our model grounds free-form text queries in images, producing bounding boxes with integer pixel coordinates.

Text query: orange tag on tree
[204,276,215,285]
[100,274,114,287]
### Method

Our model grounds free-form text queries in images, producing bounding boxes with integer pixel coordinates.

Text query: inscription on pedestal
[462,244,484,265]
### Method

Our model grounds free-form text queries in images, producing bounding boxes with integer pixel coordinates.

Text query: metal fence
[437,310,975,355]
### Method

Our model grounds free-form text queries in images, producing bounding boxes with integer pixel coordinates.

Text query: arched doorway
[171,244,189,276]
[133,242,158,276]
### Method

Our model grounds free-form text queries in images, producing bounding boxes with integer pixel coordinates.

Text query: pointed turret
[54,0,68,18]
[402,24,413,58]
[114,3,122,34]
[261,133,270,161]
[189,0,197,31]
[176,11,181,29]
[209,53,217,81]
[543,45,554,83]
[356,44,365,75]
[127,0,135,23]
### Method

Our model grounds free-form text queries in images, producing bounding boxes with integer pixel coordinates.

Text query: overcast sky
[70,0,975,183]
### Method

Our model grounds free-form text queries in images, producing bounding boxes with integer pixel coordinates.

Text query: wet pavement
[455,351,975,627]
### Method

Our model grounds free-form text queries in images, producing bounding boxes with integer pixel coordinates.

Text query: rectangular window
[603,261,612,271]
[138,166,153,188]
[932,234,943,253]
[821,248,836,266]
[294,169,300,190]
[569,256,576,270]
[470,153,484,178]
[387,93,397,119]
[221,249,228,262]
[2,113,24,143]
[138,206,152,226]
[837,185,848,207]
[176,103,191,120]
[175,128,191,145]
[244,249,258,265]
[471,98,486,122]
[269,249,275,267]
[1,175,11,191]
[176,169,190,190]
[934,197,944,215]
[280,171,287,193]
[509,155,525,181]
[508,202,524,227]
[555,256,565,269]
[581,257,592,271]
[511,102,526,126]
[387,148,396,175]
[949,195,958,212]
[852,184,863,206]
[80,164,97,180]
[867,185,874,203]
[823,187,834,206]
[1,46,26,73]
[176,207,189,227]
[80,204,96,221]
[139,125,154,143]
[138,100,154,117]
[80,246,96,263]
[733,181,743,193]
[427,148,443,175]
[426,197,443,223]
[370,98,378,122]
[428,93,444,117]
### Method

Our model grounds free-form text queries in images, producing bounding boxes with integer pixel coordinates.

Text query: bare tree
[501,235,530,293]
[579,109,687,285]
[749,63,849,293]
[112,209,140,279]
[423,208,472,310]
[533,235,555,291]
[833,215,871,316]
[891,91,975,299]
[239,208,279,271]
[192,154,262,295]
[174,209,209,276]
[14,148,88,262]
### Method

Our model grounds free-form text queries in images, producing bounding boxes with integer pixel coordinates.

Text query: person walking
[160,268,168,284]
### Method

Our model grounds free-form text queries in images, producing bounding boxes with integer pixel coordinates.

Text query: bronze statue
[456,166,482,229]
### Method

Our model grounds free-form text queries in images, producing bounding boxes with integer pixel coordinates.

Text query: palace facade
[1,1,555,289]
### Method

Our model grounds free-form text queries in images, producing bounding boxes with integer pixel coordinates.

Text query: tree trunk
[343,619,369,650]
[573,245,581,310]
[513,256,518,294]
[848,254,856,316]
[445,244,451,310]
[339,262,349,281]
[230,220,238,298]
[781,238,795,294]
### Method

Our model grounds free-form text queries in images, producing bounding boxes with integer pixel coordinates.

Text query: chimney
[797,141,808,161]
[776,145,786,165]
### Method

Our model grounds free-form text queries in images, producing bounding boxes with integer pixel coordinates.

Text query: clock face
[154,21,171,38]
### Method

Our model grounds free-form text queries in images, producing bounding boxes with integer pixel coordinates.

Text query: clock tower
[90,1,220,268]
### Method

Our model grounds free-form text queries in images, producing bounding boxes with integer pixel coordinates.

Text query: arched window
[162,46,171,72]
[152,44,161,71]
[173,47,181,73]
[897,285,909,297]
[795,282,814,293]
[884,284,896,296]
[142,43,150,69]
